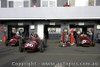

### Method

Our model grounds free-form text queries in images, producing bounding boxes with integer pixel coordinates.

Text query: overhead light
[18,23,23,26]
[50,22,55,25]
[30,25,35,29]
[78,22,84,25]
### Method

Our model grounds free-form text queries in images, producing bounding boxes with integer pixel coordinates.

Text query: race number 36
[25,43,33,47]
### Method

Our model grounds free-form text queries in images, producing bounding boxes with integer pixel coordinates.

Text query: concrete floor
[0,40,100,67]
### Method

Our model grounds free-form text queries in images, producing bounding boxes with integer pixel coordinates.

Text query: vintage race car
[19,36,47,52]
[77,34,95,47]
[5,35,22,46]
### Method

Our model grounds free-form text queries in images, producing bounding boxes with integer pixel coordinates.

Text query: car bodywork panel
[8,35,22,45]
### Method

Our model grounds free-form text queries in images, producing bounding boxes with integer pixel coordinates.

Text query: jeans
[89,35,93,41]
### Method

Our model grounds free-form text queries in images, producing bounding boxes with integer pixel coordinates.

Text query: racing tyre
[19,39,24,52]
[5,38,9,46]
[40,40,44,53]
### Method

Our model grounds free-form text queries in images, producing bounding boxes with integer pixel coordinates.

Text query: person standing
[30,32,35,40]
[19,29,24,37]
[76,28,82,45]
[87,29,93,41]
[70,28,75,45]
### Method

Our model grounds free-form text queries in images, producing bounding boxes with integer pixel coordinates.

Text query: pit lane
[0,40,100,67]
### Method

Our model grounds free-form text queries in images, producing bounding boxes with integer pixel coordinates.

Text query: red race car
[19,35,47,53]
[77,34,95,47]
[5,35,22,46]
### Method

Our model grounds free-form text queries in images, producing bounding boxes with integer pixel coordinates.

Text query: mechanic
[31,32,34,36]
[19,29,24,37]
[70,28,75,45]
[87,29,93,41]
[30,32,38,40]
[65,34,70,42]
[59,28,68,43]
[75,28,82,45]
[16,31,19,35]
[30,32,35,40]
[76,28,82,36]
[34,32,38,38]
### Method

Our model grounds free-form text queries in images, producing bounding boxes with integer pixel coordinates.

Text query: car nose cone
[25,43,34,47]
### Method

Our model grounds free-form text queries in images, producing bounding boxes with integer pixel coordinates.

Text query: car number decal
[25,43,33,47]
[82,40,86,44]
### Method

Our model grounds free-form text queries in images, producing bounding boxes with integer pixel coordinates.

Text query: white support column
[40,0,42,7]
[29,0,31,7]
[37,24,44,40]
[94,0,96,6]
[68,0,69,5]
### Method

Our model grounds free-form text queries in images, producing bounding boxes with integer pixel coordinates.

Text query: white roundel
[10,39,14,41]
[10,39,16,41]
[82,40,86,44]
[25,43,33,47]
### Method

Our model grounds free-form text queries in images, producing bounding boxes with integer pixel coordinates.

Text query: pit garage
[8,25,29,39]
[0,20,100,47]
[44,25,61,39]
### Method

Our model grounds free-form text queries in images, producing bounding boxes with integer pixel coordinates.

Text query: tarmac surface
[0,40,100,67]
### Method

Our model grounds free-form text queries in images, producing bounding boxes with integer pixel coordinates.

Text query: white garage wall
[37,24,44,40]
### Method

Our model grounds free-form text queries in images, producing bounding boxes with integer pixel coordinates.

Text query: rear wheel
[19,39,24,52]
[5,38,9,46]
